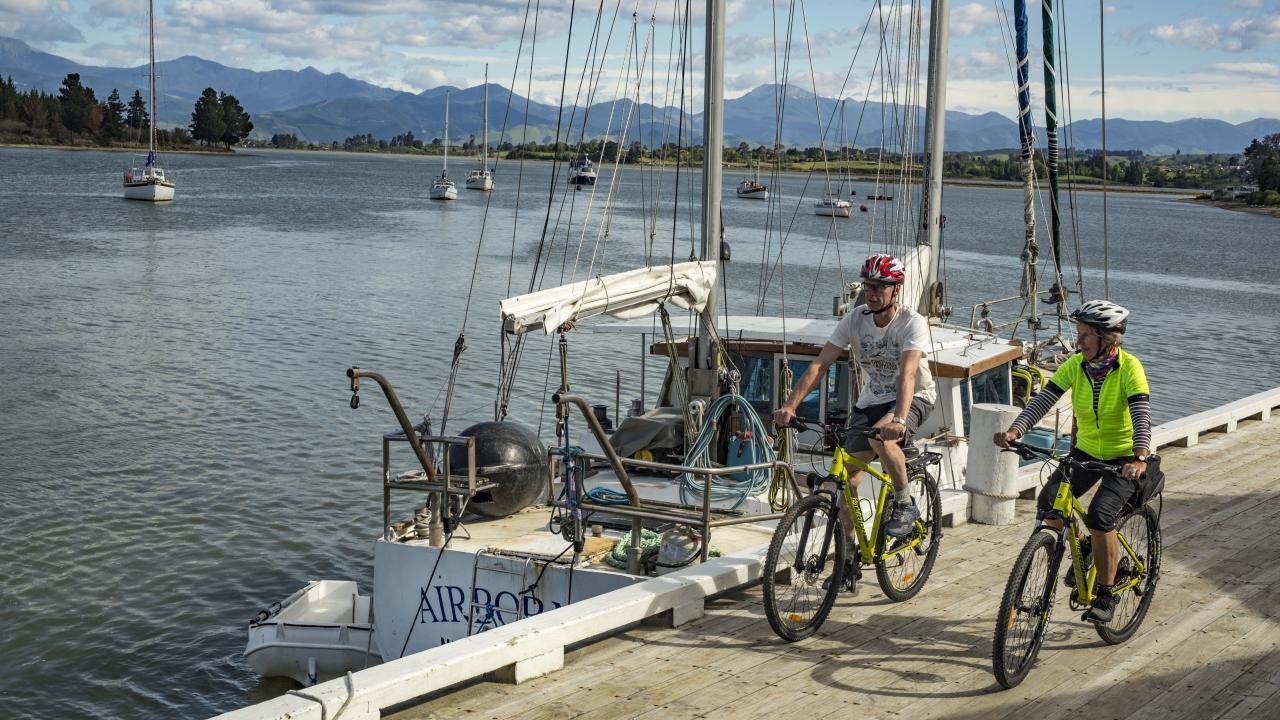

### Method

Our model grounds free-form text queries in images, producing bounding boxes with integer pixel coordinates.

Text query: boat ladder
[466,552,532,635]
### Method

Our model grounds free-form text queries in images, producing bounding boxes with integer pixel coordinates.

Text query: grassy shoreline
[1177,196,1280,219]
[0,140,235,156]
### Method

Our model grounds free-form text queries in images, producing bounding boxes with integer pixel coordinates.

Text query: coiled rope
[678,394,777,510]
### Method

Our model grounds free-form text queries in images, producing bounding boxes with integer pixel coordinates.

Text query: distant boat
[736,162,768,199]
[867,194,894,201]
[569,157,597,186]
[465,64,495,192]
[123,0,174,202]
[431,91,458,201]
[814,196,851,217]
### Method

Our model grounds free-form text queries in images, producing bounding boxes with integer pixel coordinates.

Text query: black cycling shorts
[843,397,933,454]
[1036,447,1139,532]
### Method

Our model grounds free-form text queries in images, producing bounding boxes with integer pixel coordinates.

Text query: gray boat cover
[609,405,686,458]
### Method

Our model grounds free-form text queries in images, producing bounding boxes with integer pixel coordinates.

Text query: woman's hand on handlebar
[993,428,1021,449]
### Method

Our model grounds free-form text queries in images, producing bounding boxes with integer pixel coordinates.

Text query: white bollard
[966,403,1023,525]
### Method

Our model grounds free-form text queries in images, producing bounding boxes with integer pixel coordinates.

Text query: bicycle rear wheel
[1096,504,1161,645]
[763,494,845,642]
[875,469,943,601]
[993,529,1061,689]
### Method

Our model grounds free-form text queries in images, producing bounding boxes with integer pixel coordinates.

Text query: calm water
[0,147,1277,718]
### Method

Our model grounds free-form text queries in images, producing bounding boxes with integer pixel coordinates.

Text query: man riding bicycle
[774,254,936,588]
[994,300,1152,623]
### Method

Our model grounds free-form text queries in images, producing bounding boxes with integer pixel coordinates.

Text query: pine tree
[218,91,253,148]
[126,90,149,133]
[103,89,126,139]
[58,73,96,142]
[189,87,224,146]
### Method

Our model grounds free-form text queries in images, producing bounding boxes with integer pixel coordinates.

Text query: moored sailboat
[430,91,458,200]
[465,65,495,192]
[122,0,174,202]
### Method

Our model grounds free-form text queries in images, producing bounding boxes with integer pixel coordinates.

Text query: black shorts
[1036,447,1139,532]
[843,397,933,454]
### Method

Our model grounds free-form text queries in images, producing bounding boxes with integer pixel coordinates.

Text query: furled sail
[499,260,718,335]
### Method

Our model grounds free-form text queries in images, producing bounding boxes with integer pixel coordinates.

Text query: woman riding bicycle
[993,300,1152,624]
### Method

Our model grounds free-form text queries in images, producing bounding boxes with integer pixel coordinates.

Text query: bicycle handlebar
[1005,440,1121,477]
[786,416,881,441]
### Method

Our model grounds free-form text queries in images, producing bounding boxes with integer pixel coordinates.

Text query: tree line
[0,73,252,150]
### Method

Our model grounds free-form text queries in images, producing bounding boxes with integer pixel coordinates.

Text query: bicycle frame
[1048,468,1148,605]
[823,446,925,566]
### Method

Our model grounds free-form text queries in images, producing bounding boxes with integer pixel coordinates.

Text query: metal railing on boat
[552,393,803,575]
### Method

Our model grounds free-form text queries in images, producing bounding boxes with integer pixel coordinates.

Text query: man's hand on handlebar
[773,406,797,427]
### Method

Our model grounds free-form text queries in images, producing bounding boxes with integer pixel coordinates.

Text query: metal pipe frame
[348,367,438,483]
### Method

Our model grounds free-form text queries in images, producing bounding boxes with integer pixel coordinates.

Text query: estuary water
[0,147,1277,718]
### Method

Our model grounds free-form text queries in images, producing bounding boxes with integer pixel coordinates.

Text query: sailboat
[430,91,458,200]
[465,65,495,192]
[122,0,174,202]
[814,99,851,217]
[242,0,1037,688]
[735,161,768,199]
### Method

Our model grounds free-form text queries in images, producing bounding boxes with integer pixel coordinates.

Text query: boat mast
[443,91,449,176]
[692,0,724,397]
[1014,0,1040,331]
[1041,0,1065,312]
[147,0,156,163]
[916,0,951,317]
[482,64,489,171]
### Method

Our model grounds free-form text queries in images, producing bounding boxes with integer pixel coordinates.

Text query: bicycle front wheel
[763,494,845,642]
[993,529,1061,689]
[1096,504,1161,645]
[874,469,943,601]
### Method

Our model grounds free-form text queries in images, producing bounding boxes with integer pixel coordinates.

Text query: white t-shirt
[828,304,936,408]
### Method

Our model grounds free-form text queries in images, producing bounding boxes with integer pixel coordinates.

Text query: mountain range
[3,36,1277,155]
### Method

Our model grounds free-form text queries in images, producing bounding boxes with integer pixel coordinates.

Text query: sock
[845,536,858,555]
[894,486,912,505]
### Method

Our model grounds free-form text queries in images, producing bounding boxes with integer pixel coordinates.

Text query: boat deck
[386,416,1280,720]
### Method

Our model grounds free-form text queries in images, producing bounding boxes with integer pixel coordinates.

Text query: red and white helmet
[860,254,905,285]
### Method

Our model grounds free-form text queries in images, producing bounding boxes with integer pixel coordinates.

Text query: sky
[2,0,1279,122]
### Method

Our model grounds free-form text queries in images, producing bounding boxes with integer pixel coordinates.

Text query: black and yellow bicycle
[762,417,943,641]
[992,440,1162,688]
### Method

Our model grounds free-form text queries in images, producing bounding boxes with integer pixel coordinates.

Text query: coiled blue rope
[678,394,776,510]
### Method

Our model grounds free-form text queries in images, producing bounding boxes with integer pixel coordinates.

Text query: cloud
[1149,18,1221,49]
[1209,61,1280,77]
[1223,11,1280,51]
[170,0,310,35]
[1231,0,1263,8]
[0,0,83,43]
[1104,5,1118,15]
[951,2,999,37]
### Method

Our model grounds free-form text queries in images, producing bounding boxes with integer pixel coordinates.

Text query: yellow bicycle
[992,440,1162,688]
[762,418,943,641]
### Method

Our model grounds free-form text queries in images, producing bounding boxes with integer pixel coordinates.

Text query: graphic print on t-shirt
[858,332,902,401]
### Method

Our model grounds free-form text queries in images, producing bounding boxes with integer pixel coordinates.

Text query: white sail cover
[500,261,718,335]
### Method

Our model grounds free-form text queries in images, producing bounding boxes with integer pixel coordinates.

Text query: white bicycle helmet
[1070,300,1130,333]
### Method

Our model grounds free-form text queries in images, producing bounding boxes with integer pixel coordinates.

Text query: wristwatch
[1135,454,1149,463]
[892,416,907,426]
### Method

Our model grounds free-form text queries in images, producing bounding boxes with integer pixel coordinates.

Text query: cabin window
[826,363,850,424]
[960,363,1012,434]
[786,359,822,419]
[734,355,773,417]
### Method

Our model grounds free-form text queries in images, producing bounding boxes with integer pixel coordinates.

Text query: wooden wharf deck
[386,416,1280,720]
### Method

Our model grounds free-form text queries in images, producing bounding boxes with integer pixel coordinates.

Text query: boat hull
[465,175,494,191]
[123,181,175,202]
[736,189,768,200]
[430,184,458,200]
[814,205,851,217]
